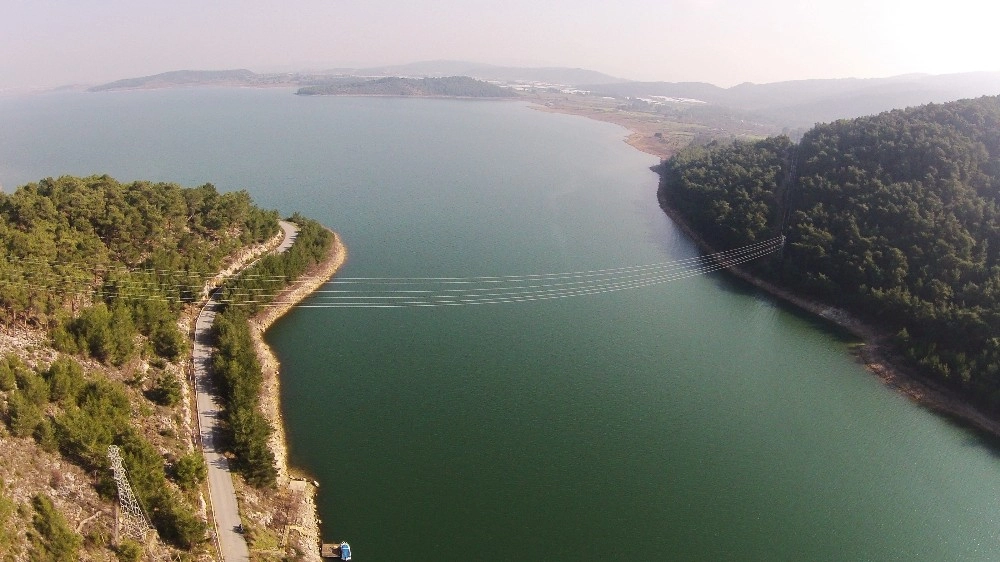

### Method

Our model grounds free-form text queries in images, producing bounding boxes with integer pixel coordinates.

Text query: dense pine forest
[0,175,329,557]
[0,175,277,347]
[658,96,1000,409]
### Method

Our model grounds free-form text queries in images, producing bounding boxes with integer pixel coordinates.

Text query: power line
[283,240,781,308]
[1,236,783,309]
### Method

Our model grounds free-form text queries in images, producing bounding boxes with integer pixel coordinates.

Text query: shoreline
[247,229,347,559]
[532,95,1000,440]
[654,186,1000,439]
[526,98,687,160]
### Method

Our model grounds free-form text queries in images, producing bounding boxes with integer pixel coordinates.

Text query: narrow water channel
[2,88,999,560]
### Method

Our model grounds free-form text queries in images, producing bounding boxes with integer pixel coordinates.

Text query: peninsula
[0,175,341,560]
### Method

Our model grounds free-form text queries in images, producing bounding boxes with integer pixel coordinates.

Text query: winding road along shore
[192,220,298,562]
[194,295,249,561]
[192,221,347,562]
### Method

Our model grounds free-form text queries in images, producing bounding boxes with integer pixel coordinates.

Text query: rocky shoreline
[246,230,347,560]
[654,185,1000,439]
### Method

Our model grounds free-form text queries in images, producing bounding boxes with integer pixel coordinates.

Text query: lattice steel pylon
[108,445,154,543]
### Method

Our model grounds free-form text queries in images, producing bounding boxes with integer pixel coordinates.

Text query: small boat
[321,541,352,560]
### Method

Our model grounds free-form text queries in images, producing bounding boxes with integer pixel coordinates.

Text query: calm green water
[3,89,1000,560]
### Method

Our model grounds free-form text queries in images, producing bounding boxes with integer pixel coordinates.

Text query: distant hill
[586,72,1000,128]
[90,69,263,90]
[351,60,624,86]
[296,76,518,98]
[88,69,358,91]
[89,62,623,92]
[89,66,1000,132]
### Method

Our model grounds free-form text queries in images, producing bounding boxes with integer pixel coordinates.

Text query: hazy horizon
[3,0,999,91]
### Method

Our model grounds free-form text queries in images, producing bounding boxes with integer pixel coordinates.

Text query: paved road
[193,220,299,562]
[275,220,298,253]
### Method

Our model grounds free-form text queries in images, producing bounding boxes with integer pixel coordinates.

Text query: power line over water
[3,236,783,309]
[299,236,783,308]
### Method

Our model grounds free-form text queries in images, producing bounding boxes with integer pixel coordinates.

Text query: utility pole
[107,445,154,545]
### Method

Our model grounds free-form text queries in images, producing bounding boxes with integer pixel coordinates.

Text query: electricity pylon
[107,445,154,544]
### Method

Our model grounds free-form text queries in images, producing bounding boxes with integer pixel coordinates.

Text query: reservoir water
[3,88,1000,560]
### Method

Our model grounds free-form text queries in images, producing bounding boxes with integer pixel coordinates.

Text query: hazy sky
[2,0,998,90]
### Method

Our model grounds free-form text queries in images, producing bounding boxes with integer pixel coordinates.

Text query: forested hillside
[658,96,1000,408]
[0,175,280,558]
[0,175,277,360]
